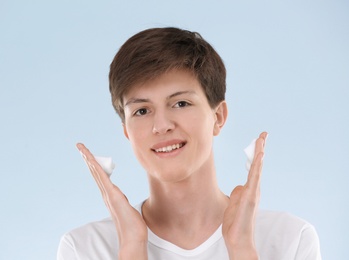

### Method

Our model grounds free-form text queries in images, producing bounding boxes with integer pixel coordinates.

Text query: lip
[152,145,186,159]
[150,139,187,158]
[151,139,187,151]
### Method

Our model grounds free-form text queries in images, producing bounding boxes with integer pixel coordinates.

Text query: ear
[122,123,129,140]
[213,101,228,136]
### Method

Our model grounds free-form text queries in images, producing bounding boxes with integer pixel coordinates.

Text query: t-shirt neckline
[135,201,224,257]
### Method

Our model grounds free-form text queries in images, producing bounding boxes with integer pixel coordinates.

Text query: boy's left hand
[222,132,267,260]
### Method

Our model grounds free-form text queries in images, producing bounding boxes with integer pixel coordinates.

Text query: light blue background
[1,0,348,259]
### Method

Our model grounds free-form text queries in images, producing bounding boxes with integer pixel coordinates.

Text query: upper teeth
[155,143,182,153]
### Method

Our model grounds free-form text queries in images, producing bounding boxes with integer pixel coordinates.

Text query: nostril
[152,123,175,134]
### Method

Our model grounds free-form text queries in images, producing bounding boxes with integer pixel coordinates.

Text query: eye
[134,108,148,116]
[174,101,190,108]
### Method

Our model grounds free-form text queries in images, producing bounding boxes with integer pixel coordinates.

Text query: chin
[149,168,192,184]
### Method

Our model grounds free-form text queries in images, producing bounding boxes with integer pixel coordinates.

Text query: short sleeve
[294,224,322,260]
[57,234,78,260]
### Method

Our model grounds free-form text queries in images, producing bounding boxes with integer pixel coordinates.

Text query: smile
[154,143,185,153]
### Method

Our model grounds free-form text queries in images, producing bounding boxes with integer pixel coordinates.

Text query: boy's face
[122,69,227,183]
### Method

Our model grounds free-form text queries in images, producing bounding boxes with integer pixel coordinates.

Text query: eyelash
[173,101,191,108]
[134,108,148,116]
[133,101,191,116]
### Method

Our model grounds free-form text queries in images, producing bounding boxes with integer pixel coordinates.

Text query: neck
[142,155,229,249]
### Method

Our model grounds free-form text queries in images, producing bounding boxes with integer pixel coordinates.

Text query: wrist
[118,242,148,260]
[227,248,259,260]
[225,241,258,260]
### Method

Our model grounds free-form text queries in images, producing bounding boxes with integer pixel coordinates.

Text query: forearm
[228,251,259,260]
[225,239,259,260]
[118,242,148,260]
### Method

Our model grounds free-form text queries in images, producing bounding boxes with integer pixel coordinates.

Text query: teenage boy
[58,27,321,260]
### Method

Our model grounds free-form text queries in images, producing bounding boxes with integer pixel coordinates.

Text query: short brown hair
[109,27,226,122]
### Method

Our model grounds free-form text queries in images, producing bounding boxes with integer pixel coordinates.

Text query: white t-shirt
[57,202,321,260]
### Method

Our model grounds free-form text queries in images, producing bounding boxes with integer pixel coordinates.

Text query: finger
[246,152,264,201]
[248,132,267,181]
[252,132,267,161]
[76,143,129,213]
[77,143,105,186]
[77,144,121,210]
[76,143,114,192]
[80,147,110,204]
[229,185,244,206]
[87,159,108,200]
[246,135,265,191]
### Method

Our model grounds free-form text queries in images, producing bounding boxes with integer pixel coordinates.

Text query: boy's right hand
[77,143,148,260]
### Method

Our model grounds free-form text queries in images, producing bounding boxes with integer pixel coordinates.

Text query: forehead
[123,69,203,101]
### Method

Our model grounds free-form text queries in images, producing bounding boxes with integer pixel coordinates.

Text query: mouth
[152,142,186,153]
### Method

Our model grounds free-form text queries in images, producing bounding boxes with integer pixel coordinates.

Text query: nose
[152,110,175,135]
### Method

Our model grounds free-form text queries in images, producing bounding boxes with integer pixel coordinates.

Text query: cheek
[190,111,215,135]
[125,119,150,140]
[185,113,215,150]
[128,128,147,151]
[128,136,149,170]
[126,122,151,161]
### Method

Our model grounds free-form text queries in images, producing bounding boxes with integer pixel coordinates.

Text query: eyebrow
[124,98,150,107]
[167,90,196,99]
[124,91,197,107]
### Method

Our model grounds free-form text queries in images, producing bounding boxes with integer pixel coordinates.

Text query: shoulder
[58,218,118,260]
[255,210,321,259]
[256,210,313,231]
[57,200,144,259]
[64,217,115,238]
[57,200,145,259]
[59,217,116,245]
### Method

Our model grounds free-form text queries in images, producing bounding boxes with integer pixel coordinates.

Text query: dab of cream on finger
[243,139,257,171]
[94,156,115,176]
